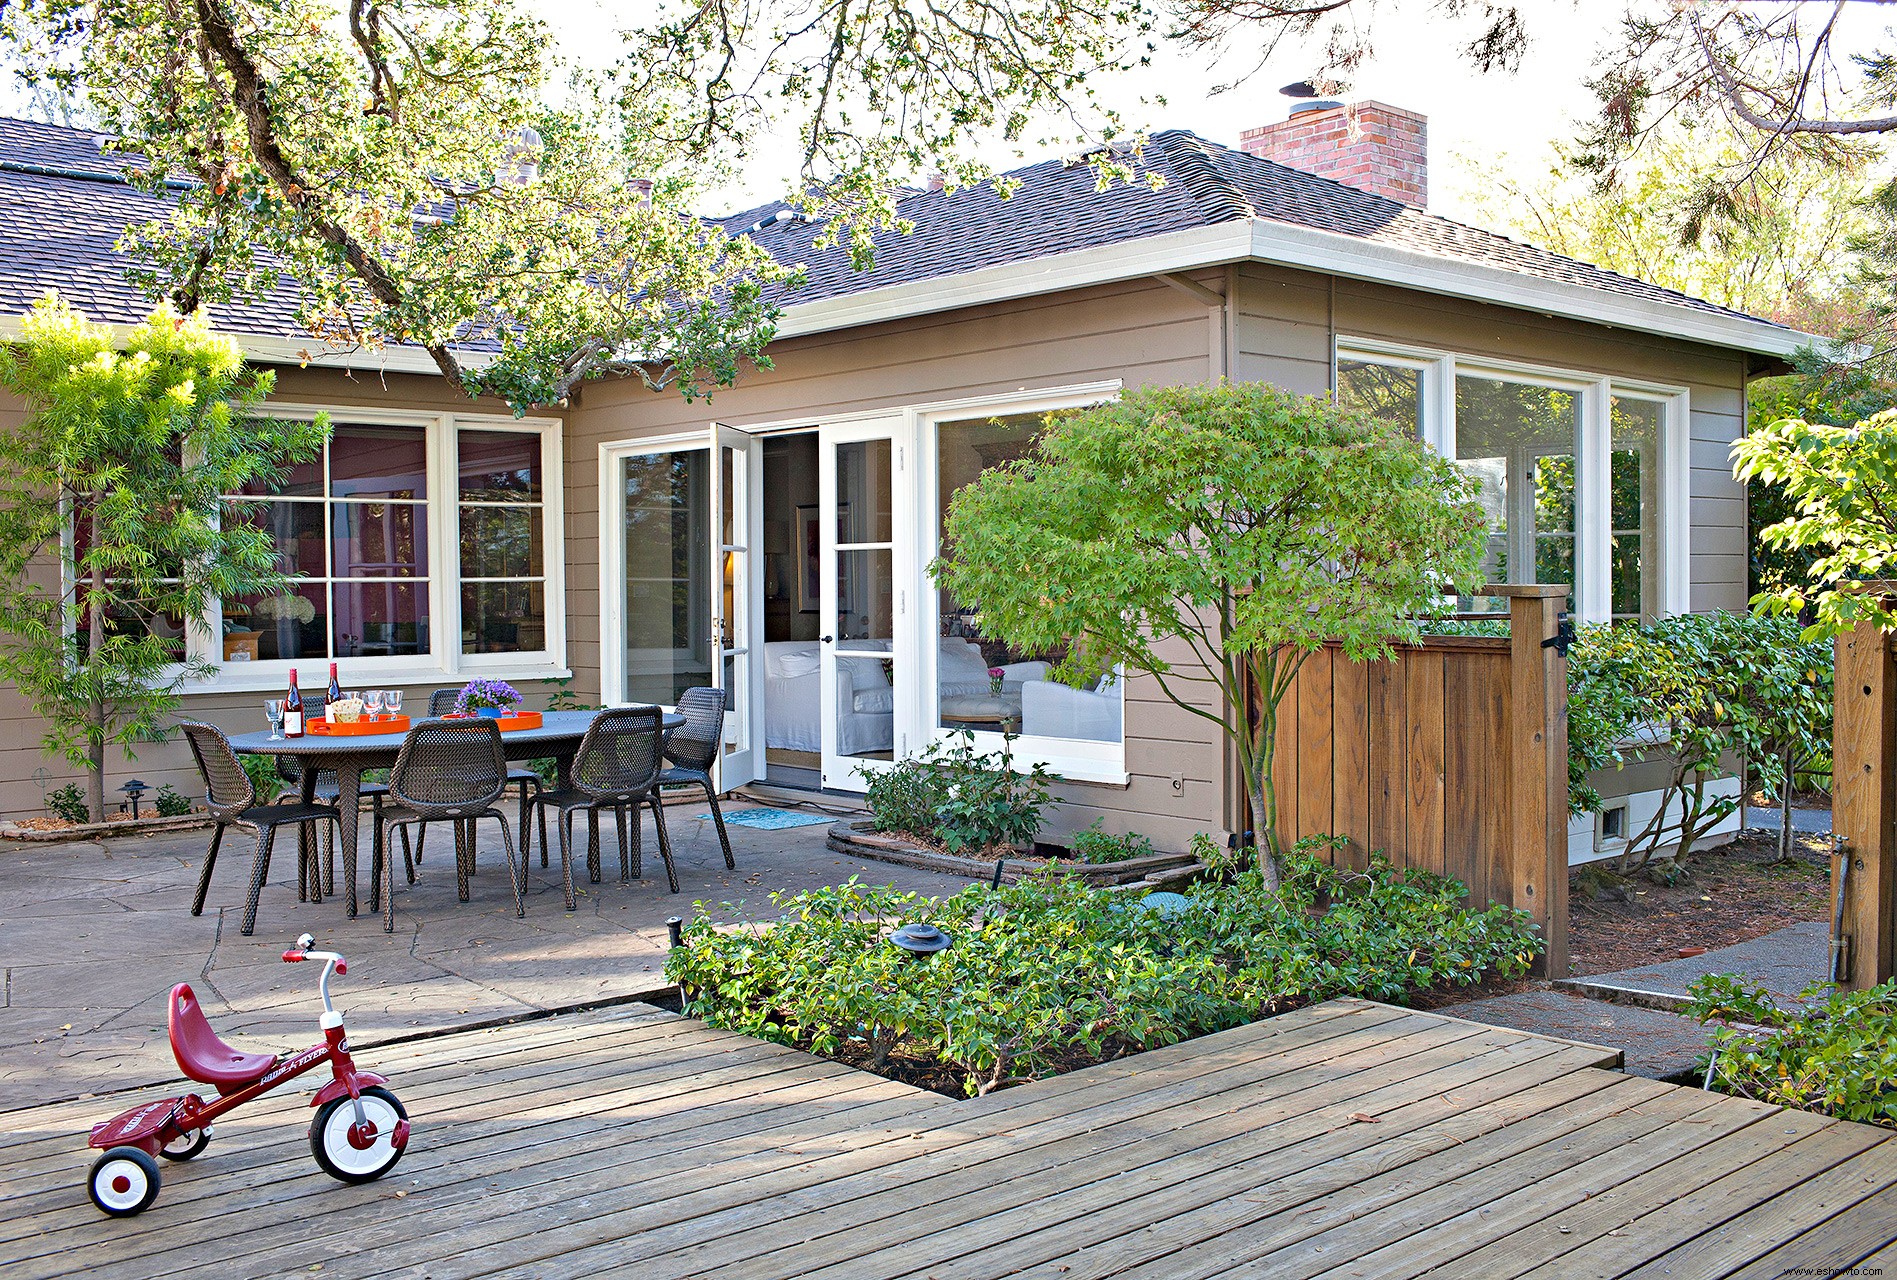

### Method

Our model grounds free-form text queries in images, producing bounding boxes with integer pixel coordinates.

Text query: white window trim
[1334,338,1690,626]
[918,381,1129,786]
[176,403,567,694]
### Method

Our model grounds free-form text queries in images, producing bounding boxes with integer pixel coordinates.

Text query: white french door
[710,424,763,788]
[599,424,763,790]
[818,416,910,789]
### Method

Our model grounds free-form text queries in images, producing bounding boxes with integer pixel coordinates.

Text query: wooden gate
[1832,610,1897,990]
[1269,585,1570,975]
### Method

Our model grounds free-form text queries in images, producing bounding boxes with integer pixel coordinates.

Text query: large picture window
[204,408,562,686]
[1336,340,1685,624]
[930,402,1124,768]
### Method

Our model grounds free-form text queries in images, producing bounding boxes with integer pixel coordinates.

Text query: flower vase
[475,707,506,719]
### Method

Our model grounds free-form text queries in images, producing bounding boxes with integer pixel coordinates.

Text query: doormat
[703,807,834,831]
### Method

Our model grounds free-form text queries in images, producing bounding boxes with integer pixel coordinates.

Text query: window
[932,406,1124,756]
[1453,374,1582,605]
[1610,396,1663,622]
[1336,339,1684,625]
[204,409,562,685]
[457,429,548,656]
[1338,356,1425,436]
[226,423,428,663]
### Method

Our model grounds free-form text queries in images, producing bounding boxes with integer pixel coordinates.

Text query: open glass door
[819,417,904,790]
[711,425,763,788]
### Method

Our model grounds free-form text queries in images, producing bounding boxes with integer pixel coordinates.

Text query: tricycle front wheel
[310,1086,408,1183]
[88,1147,161,1216]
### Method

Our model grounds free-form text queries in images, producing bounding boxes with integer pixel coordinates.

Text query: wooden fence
[1833,611,1897,990]
[1267,585,1571,976]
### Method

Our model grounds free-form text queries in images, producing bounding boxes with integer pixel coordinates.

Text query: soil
[1565,826,1831,977]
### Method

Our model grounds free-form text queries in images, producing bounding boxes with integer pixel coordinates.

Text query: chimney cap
[1280,80,1320,98]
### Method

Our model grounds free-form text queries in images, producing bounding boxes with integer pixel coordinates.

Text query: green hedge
[667,846,1543,1096]
[1687,974,1897,1128]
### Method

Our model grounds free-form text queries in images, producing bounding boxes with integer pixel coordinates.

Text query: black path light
[119,779,148,819]
[889,922,951,960]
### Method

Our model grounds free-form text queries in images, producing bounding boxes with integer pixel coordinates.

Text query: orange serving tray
[441,710,544,731]
[307,714,411,736]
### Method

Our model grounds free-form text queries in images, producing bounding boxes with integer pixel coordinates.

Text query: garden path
[6,999,1894,1278]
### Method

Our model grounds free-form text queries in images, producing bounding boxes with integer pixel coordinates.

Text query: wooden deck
[4,999,1896,1279]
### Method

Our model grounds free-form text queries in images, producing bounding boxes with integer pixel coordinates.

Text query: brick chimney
[1239,100,1427,208]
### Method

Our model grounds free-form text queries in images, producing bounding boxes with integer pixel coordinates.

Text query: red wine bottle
[284,670,305,738]
[327,661,342,708]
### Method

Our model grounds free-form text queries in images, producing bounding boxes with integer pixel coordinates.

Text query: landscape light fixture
[889,922,951,959]
[119,779,148,820]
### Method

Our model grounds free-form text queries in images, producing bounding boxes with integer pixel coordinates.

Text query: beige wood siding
[568,276,1227,850]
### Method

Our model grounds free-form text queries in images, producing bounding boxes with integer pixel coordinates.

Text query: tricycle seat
[169,984,277,1089]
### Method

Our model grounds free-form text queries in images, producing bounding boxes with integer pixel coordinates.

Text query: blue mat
[701,807,834,831]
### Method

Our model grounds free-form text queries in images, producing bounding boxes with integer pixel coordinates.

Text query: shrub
[863,732,1056,854]
[47,784,88,823]
[1069,819,1153,863]
[1685,974,1897,1128]
[239,753,281,801]
[669,845,1543,1097]
[1564,612,1831,865]
[154,784,194,817]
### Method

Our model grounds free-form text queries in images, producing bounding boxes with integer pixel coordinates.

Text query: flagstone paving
[0,803,975,1107]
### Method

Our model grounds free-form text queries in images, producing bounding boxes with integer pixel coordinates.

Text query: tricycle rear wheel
[88,1147,161,1216]
[159,1127,210,1161]
[310,1086,407,1183]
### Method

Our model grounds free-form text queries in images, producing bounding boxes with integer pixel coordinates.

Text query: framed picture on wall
[796,503,852,614]
[796,504,819,612]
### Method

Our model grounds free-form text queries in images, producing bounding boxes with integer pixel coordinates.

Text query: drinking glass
[364,690,386,721]
[265,699,284,741]
[385,689,404,718]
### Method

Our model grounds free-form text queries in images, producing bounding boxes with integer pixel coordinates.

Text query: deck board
[4,998,1893,1280]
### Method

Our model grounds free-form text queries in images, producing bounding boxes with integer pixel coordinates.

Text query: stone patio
[0,801,977,1109]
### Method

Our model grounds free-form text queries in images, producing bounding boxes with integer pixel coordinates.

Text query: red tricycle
[85,933,410,1216]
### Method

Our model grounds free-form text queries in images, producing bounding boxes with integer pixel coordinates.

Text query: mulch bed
[1566,825,1831,976]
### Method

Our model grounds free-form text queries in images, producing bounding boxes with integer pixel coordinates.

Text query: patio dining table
[228,708,683,932]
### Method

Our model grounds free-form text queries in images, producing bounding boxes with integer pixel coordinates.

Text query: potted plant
[453,678,522,720]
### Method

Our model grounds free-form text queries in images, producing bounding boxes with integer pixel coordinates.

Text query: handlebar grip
[282,951,305,962]
[335,960,347,975]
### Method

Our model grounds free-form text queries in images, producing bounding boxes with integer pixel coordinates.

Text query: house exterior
[0,103,1809,860]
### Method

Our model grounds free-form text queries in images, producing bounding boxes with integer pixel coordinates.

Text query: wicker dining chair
[525,706,676,909]
[428,688,543,864]
[180,721,341,937]
[657,687,737,871]
[372,718,526,921]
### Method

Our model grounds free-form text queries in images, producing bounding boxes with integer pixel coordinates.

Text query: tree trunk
[1779,746,1795,861]
[86,560,107,823]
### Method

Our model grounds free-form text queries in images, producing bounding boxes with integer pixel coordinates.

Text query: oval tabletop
[226,708,681,755]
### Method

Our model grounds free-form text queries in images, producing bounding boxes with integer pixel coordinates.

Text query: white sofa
[1021,671,1123,742]
[762,637,1051,754]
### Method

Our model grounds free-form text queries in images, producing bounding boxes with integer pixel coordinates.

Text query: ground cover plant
[1685,974,1897,1129]
[669,846,1542,1097]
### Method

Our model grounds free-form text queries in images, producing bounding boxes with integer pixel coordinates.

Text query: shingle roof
[727,129,1784,330]
[0,115,1784,350]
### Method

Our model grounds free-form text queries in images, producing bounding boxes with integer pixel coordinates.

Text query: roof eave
[771,217,1824,362]
[0,313,481,375]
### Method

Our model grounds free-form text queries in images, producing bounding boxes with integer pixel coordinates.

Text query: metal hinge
[1541,616,1576,656]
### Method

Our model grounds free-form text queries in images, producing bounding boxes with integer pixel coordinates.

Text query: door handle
[819,635,834,644]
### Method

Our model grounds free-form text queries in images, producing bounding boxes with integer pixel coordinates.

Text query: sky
[517,0,1894,227]
[526,0,1629,224]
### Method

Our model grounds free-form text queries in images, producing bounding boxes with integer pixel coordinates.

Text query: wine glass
[265,699,284,741]
[363,689,386,721]
[384,689,404,719]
